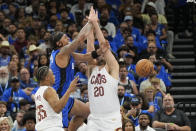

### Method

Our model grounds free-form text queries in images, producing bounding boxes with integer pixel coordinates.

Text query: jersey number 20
[37,105,47,122]
[94,86,104,97]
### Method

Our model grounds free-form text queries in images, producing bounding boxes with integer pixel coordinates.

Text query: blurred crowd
[0,0,192,131]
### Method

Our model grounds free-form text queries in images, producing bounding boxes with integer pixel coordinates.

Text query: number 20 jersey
[88,66,120,116]
[35,86,63,130]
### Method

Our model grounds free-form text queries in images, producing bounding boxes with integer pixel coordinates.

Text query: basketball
[136,59,154,77]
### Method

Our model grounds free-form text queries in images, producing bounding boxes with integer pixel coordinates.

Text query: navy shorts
[62,97,75,128]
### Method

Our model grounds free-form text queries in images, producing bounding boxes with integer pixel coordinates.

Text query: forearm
[87,29,95,53]
[92,22,105,44]
[178,126,191,131]
[152,121,167,129]
[163,61,173,71]
[55,91,72,113]
[60,22,92,55]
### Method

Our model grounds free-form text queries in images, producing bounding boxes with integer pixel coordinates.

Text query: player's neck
[39,81,52,87]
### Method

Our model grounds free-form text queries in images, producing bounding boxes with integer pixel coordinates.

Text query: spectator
[22,111,36,131]
[66,23,77,39]
[38,3,48,25]
[1,77,32,113]
[135,113,155,131]
[139,72,166,93]
[13,28,28,54]
[118,85,132,106]
[139,41,166,60]
[70,0,92,22]
[26,45,39,77]
[124,36,138,57]
[0,66,10,99]
[7,23,17,45]
[0,41,11,67]
[78,85,88,103]
[126,96,154,126]
[37,54,49,68]
[12,110,25,131]
[152,94,191,131]
[60,8,74,28]
[122,117,135,131]
[10,54,19,65]
[19,99,31,112]
[8,61,19,79]
[55,20,65,32]
[124,15,141,42]
[119,65,138,95]
[19,68,37,95]
[0,117,13,131]
[0,101,7,117]
[149,13,167,43]
[47,15,58,32]
[112,22,129,50]
[38,31,51,53]
[100,5,116,38]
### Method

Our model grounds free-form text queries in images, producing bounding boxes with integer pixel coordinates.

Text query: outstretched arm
[89,7,119,79]
[44,77,79,113]
[58,22,92,56]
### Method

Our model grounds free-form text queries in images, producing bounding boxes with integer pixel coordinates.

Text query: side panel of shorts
[62,97,75,128]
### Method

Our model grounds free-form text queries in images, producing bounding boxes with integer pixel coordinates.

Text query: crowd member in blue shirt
[1,77,32,114]
[126,95,154,126]
[19,68,37,96]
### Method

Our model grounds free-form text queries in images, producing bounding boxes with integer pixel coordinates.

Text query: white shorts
[38,127,64,131]
[86,112,122,131]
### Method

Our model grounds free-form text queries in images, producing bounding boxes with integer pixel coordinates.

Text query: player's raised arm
[89,7,119,79]
[58,22,92,56]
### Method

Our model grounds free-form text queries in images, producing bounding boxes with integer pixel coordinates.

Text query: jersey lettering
[37,105,47,122]
[91,74,107,85]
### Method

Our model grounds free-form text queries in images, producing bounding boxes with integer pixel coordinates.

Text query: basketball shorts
[62,97,75,128]
[86,112,122,131]
[39,127,64,131]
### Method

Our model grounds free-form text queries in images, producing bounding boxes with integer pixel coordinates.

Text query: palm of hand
[88,7,98,23]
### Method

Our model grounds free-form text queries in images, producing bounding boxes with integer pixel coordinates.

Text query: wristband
[91,50,99,59]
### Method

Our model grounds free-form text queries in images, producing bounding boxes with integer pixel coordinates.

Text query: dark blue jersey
[49,49,75,97]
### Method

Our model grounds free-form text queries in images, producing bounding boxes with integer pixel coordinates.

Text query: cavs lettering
[90,73,106,97]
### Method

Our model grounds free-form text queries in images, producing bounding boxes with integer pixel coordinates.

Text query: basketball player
[34,66,79,131]
[86,7,122,130]
[49,10,96,130]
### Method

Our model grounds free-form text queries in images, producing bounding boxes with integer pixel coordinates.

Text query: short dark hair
[36,66,49,82]
[22,111,36,125]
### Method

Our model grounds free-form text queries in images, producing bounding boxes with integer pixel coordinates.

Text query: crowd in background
[0,0,192,131]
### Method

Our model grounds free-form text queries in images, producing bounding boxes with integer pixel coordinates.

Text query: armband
[91,50,99,59]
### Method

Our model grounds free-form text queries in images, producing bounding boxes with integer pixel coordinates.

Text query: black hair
[36,66,49,82]
[138,112,152,126]
[49,31,64,50]
[22,111,36,126]
[38,53,49,68]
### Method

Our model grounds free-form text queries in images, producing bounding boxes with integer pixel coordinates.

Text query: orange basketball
[136,59,154,77]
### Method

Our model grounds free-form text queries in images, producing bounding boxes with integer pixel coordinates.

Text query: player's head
[94,44,106,66]
[36,66,55,85]
[50,31,70,50]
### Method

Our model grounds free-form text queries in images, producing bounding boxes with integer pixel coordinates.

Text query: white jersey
[35,86,63,130]
[88,66,120,116]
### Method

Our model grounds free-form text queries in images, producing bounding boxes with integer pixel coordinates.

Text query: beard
[0,76,9,85]
[97,59,106,66]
